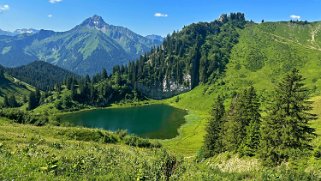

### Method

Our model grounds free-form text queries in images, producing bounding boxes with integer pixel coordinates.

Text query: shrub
[123,135,161,148]
[59,129,118,144]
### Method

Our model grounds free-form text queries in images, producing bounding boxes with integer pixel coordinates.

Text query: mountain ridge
[0,15,163,75]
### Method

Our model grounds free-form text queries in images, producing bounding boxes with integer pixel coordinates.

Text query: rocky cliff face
[137,74,191,99]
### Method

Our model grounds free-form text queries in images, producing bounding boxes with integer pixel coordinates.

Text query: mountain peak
[81,15,107,28]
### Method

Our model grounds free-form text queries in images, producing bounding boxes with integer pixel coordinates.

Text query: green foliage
[0,109,48,126]
[124,135,162,148]
[203,96,225,158]
[105,13,246,99]
[222,87,261,154]
[260,69,316,165]
[238,87,261,156]
[58,129,118,144]
[2,95,19,108]
[6,61,79,91]
[28,90,41,110]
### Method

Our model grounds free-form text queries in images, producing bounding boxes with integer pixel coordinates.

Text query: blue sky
[0,0,320,36]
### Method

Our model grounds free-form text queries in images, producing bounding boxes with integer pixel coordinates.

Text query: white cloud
[0,4,10,13]
[48,14,53,18]
[154,12,168,18]
[290,15,301,20]
[49,0,63,4]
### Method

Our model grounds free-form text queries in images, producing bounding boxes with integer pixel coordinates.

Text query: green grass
[0,73,32,102]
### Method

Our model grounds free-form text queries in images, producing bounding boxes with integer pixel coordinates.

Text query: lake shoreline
[59,103,188,140]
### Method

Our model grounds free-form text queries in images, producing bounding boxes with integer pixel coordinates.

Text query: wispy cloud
[0,4,10,13]
[154,12,168,18]
[49,0,63,4]
[48,14,53,18]
[290,15,301,20]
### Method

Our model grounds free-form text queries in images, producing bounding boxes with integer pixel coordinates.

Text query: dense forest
[6,61,79,91]
[103,13,247,99]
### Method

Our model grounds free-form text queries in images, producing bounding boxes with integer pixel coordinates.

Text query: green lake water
[59,104,187,139]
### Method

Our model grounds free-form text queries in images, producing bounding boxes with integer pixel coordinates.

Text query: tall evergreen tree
[28,92,38,110]
[223,87,261,153]
[3,95,9,107]
[223,94,245,151]
[238,86,261,156]
[35,88,41,104]
[260,69,316,165]
[8,95,18,108]
[102,68,108,79]
[203,96,225,158]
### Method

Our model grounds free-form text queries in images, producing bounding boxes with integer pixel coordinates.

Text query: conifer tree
[260,69,316,165]
[8,95,18,108]
[238,86,261,156]
[223,87,260,153]
[203,96,225,158]
[3,95,9,107]
[28,92,38,110]
[102,68,108,79]
[223,94,245,151]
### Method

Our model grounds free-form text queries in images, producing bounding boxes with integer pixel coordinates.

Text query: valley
[1,12,321,180]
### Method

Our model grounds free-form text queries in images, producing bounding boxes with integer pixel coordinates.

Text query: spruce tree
[203,96,225,158]
[260,69,316,165]
[102,68,108,79]
[3,95,9,107]
[223,94,245,152]
[238,86,261,156]
[28,92,38,110]
[8,95,18,108]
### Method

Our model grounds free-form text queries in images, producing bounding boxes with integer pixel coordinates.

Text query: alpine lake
[59,104,187,139]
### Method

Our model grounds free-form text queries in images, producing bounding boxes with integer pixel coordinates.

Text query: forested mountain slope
[0,65,32,102]
[117,16,321,100]
[115,13,246,99]
[6,61,79,90]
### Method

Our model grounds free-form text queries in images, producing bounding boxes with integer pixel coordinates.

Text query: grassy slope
[161,21,321,157]
[0,119,172,180]
[0,73,33,102]
[225,22,321,94]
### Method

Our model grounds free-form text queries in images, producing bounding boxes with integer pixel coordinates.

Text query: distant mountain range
[0,28,39,36]
[0,15,163,75]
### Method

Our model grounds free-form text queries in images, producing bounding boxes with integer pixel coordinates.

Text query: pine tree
[8,95,18,108]
[102,68,108,79]
[28,92,38,110]
[3,95,9,107]
[238,86,261,156]
[203,96,225,158]
[260,69,316,165]
[71,82,77,100]
[223,94,245,151]
[35,88,41,104]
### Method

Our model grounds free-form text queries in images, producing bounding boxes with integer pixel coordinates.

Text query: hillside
[0,15,162,75]
[6,61,79,90]
[0,66,33,102]
[224,21,321,94]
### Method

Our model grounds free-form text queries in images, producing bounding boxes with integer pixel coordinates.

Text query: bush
[313,146,321,159]
[0,109,48,125]
[123,135,161,148]
[59,129,118,144]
